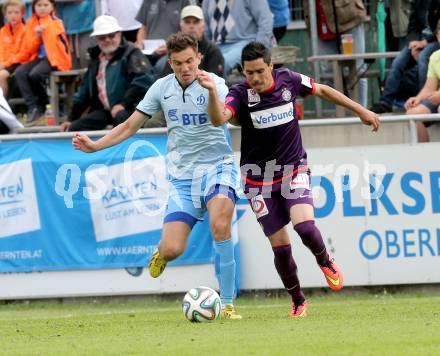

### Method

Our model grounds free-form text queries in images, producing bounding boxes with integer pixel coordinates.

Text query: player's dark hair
[241,42,271,65]
[166,32,198,55]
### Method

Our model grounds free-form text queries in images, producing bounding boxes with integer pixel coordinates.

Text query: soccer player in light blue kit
[72,33,241,319]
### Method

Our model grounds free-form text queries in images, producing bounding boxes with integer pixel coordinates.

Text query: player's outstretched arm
[72,110,149,153]
[313,83,380,132]
[197,70,233,126]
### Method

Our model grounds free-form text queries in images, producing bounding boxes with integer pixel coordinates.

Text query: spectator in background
[101,0,143,43]
[147,5,225,129]
[405,45,440,142]
[135,0,195,77]
[202,0,273,77]
[0,0,26,96]
[55,0,96,68]
[162,5,224,78]
[60,16,152,132]
[14,0,71,124]
[384,0,430,50]
[304,0,368,107]
[370,2,440,114]
[268,0,290,43]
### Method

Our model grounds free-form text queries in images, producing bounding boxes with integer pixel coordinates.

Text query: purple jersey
[225,68,315,184]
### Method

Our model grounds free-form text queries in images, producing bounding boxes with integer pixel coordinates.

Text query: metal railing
[1,113,440,145]
[298,113,440,145]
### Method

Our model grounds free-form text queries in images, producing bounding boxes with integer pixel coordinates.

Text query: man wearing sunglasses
[61,15,153,132]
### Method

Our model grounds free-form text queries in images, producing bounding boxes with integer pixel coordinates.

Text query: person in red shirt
[0,0,26,96]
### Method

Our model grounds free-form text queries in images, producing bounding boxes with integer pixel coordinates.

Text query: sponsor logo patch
[300,74,312,88]
[251,194,269,219]
[167,109,208,125]
[168,109,179,121]
[289,172,310,190]
[250,102,295,129]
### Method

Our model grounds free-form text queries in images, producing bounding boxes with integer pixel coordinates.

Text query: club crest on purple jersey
[247,89,261,103]
[282,88,292,102]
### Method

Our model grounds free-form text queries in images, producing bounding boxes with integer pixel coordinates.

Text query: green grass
[1,291,439,355]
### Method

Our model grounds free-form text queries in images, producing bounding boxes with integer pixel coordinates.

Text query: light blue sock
[214,238,235,306]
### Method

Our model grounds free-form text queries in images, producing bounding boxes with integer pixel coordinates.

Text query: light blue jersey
[136,73,233,180]
[139,73,239,306]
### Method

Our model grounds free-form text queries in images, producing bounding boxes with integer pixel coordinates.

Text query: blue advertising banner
[0,135,220,273]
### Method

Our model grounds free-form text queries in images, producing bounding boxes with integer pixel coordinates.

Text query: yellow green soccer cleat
[220,304,242,320]
[148,249,167,278]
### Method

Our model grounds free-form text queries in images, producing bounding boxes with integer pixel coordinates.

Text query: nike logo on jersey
[163,95,173,100]
[248,102,259,107]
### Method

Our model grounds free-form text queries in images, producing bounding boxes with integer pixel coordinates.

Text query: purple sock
[272,244,305,305]
[294,220,329,266]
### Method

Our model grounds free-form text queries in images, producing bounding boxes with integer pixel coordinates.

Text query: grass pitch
[1,290,439,356]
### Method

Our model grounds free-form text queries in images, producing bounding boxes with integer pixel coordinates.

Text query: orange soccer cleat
[290,300,308,318]
[320,256,344,291]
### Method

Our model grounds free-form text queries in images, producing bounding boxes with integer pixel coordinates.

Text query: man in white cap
[61,15,152,132]
[162,5,224,78]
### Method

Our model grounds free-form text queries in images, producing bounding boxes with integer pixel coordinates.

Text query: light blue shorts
[164,160,239,228]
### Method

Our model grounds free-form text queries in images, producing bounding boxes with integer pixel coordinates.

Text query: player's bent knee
[269,227,291,246]
[159,244,184,261]
[293,220,315,235]
[211,219,231,241]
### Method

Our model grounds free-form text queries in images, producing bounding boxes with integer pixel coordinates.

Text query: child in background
[15,0,71,123]
[0,0,26,96]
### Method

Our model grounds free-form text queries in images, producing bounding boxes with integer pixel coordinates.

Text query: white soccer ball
[182,286,221,322]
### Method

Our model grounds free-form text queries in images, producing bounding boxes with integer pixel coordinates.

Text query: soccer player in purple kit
[197,42,380,318]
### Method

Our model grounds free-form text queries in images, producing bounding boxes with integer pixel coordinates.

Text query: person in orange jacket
[0,0,26,96]
[15,0,72,123]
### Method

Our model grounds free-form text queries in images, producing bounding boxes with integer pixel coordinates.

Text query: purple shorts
[244,165,314,237]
